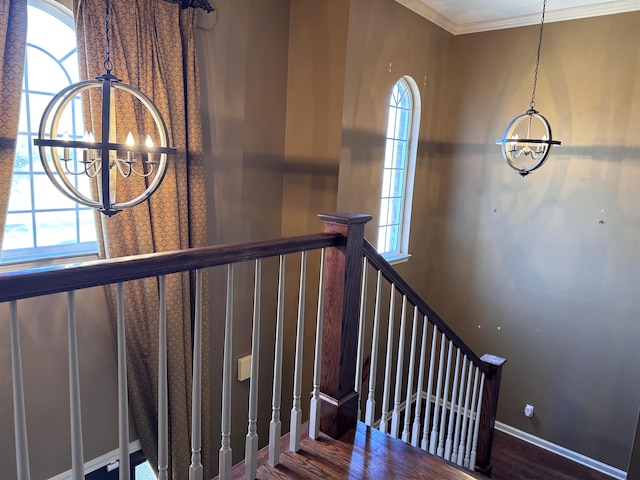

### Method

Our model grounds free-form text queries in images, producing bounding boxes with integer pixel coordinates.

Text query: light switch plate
[238,355,252,382]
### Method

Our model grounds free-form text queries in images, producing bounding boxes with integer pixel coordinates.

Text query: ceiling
[395,0,640,34]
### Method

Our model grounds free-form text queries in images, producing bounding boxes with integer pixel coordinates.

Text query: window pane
[3,213,34,250]
[387,225,400,252]
[389,197,402,224]
[27,6,75,58]
[391,169,405,197]
[384,140,394,169]
[79,210,97,243]
[7,173,33,212]
[395,108,410,141]
[75,173,94,199]
[377,226,389,252]
[397,86,410,109]
[387,107,398,138]
[392,140,407,169]
[379,199,390,227]
[35,210,78,247]
[14,135,31,172]
[28,92,55,132]
[33,174,77,210]
[26,46,71,94]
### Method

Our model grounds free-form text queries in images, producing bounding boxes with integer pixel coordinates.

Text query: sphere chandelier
[496,0,561,176]
[33,0,176,216]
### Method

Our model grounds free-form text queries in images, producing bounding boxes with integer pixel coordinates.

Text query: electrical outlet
[524,404,534,418]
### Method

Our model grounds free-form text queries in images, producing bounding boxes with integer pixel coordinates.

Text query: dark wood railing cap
[317,213,372,225]
[480,354,507,367]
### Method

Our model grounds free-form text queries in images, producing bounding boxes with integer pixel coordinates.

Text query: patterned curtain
[73,0,210,477]
[0,0,27,250]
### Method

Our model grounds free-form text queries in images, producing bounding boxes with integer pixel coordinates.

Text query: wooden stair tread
[225,421,485,479]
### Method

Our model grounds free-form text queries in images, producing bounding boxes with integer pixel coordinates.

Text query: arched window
[1,0,97,264]
[377,76,420,262]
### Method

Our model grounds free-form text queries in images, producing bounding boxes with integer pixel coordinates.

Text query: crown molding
[394,0,460,33]
[395,0,640,35]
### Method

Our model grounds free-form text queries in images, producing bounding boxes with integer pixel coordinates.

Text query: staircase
[1,213,505,479]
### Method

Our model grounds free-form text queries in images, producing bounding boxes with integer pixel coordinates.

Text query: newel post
[475,354,507,476]
[317,213,372,439]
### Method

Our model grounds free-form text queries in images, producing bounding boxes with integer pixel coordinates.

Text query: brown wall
[336,1,640,472]
[0,289,120,479]
[435,12,640,470]
[337,0,453,292]
[281,0,349,237]
[197,0,292,472]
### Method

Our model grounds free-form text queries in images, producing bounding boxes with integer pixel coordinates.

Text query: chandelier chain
[530,0,547,109]
[104,0,113,73]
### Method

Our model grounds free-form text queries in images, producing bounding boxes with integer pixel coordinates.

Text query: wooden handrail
[0,233,344,303]
[362,241,489,374]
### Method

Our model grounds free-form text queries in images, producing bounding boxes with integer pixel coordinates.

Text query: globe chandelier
[496,0,561,176]
[33,0,176,216]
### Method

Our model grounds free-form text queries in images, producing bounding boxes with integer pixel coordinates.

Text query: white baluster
[402,306,419,443]
[354,259,368,421]
[437,339,453,457]
[451,355,468,464]
[365,270,382,426]
[470,372,486,470]
[411,315,428,447]
[457,362,474,466]
[116,284,130,480]
[309,249,326,440]
[380,284,396,433]
[158,276,168,480]
[219,266,234,479]
[245,260,262,479]
[10,300,31,480]
[464,367,480,469]
[421,324,438,451]
[290,252,307,452]
[269,256,285,466]
[391,296,408,438]
[444,349,461,461]
[429,332,446,454]
[190,270,204,480]
[67,292,84,480]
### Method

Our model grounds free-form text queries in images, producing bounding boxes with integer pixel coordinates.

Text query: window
[85,450,154,480]
[377,76,420,262]
[1,0,97,264]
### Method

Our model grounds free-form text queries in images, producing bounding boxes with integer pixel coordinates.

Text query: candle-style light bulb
[539,134,547,153]
[87,132,96,160]
[61,131,70,160]
[126,131,135,163]
[81,131,89,163]
[145,135,154,164]
[510,134,519,153]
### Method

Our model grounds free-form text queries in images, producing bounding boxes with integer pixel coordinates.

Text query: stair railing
[2,212,503,479]
[355,239,506,475]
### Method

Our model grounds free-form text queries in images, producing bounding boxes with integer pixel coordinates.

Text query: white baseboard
[495,422,627,480]
[49,439,142,480]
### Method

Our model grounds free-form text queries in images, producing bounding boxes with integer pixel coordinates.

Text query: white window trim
[1,0,98,269]
[379,75,421,262]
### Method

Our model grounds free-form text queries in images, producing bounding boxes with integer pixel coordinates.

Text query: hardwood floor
[490,429,616,480]
[222,423,618,480]
[226,422,483,480]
